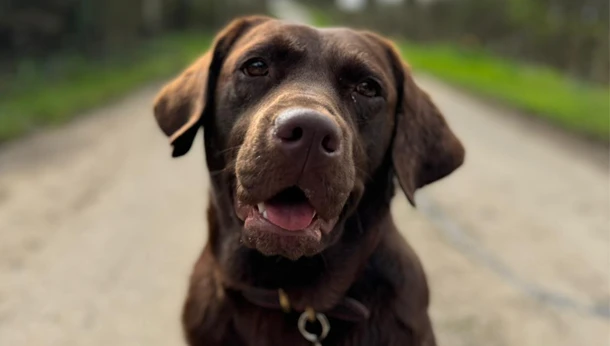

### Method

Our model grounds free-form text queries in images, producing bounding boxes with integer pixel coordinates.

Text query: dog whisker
[218,145,242,155]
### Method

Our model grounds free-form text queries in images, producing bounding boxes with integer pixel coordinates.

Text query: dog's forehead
[235,20,319,49]
[230,21,388,67]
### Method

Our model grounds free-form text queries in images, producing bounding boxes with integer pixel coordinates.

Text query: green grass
[399,43,610,141]
[0,33,212,142]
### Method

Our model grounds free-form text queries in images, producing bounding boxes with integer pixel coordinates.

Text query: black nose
[274,109,341,160]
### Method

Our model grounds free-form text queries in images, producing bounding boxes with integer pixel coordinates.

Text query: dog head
[154,16,464,261]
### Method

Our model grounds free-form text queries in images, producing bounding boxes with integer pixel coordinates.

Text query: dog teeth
[257,203,268,219]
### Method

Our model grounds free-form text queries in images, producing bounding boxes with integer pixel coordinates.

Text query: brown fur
[153,16,464,346]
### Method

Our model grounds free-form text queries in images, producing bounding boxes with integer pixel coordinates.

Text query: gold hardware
[278,289,291,313]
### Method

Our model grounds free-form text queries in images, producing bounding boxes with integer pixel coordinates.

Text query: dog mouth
[235,186,340,259]
[236,186,335,235]
[254,187,317,231]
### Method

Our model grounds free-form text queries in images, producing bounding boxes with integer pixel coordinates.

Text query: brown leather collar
[238,287,370,322]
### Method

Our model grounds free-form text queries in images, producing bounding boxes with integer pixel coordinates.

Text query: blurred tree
[0,0,269,70]
[309,0,609,84]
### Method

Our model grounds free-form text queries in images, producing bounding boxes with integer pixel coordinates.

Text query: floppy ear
[153,16,271,157]
[382,42,465,205]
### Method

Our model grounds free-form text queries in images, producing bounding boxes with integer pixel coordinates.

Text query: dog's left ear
[367,35,465,205]
[153,16,271,157]
[393,72,465,205]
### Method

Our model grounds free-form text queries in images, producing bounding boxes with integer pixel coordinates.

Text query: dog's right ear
[362,32,465,206]
[153,16,271,157]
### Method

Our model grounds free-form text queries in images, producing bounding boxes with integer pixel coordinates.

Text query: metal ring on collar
[298,310,330,343]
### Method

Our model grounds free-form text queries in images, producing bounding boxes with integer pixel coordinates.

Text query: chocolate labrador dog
[153,16,464,346]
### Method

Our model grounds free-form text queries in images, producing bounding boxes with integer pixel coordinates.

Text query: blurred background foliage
[308,0,609,85]
[0,0,267,61]
[0,0,267,141]
[0,0,608,142]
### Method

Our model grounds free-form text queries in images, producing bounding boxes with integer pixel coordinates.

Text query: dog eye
[242,58,269,77]
[355,79,381,97]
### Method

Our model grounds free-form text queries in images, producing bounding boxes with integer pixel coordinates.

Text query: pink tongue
[264,202,315,231]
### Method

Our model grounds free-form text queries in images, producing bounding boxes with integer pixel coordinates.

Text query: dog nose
[274,109,341,158]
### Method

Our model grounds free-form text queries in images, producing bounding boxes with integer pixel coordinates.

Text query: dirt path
[408,75,609,346]
[0,85,207,346]
[0,9,608,346]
